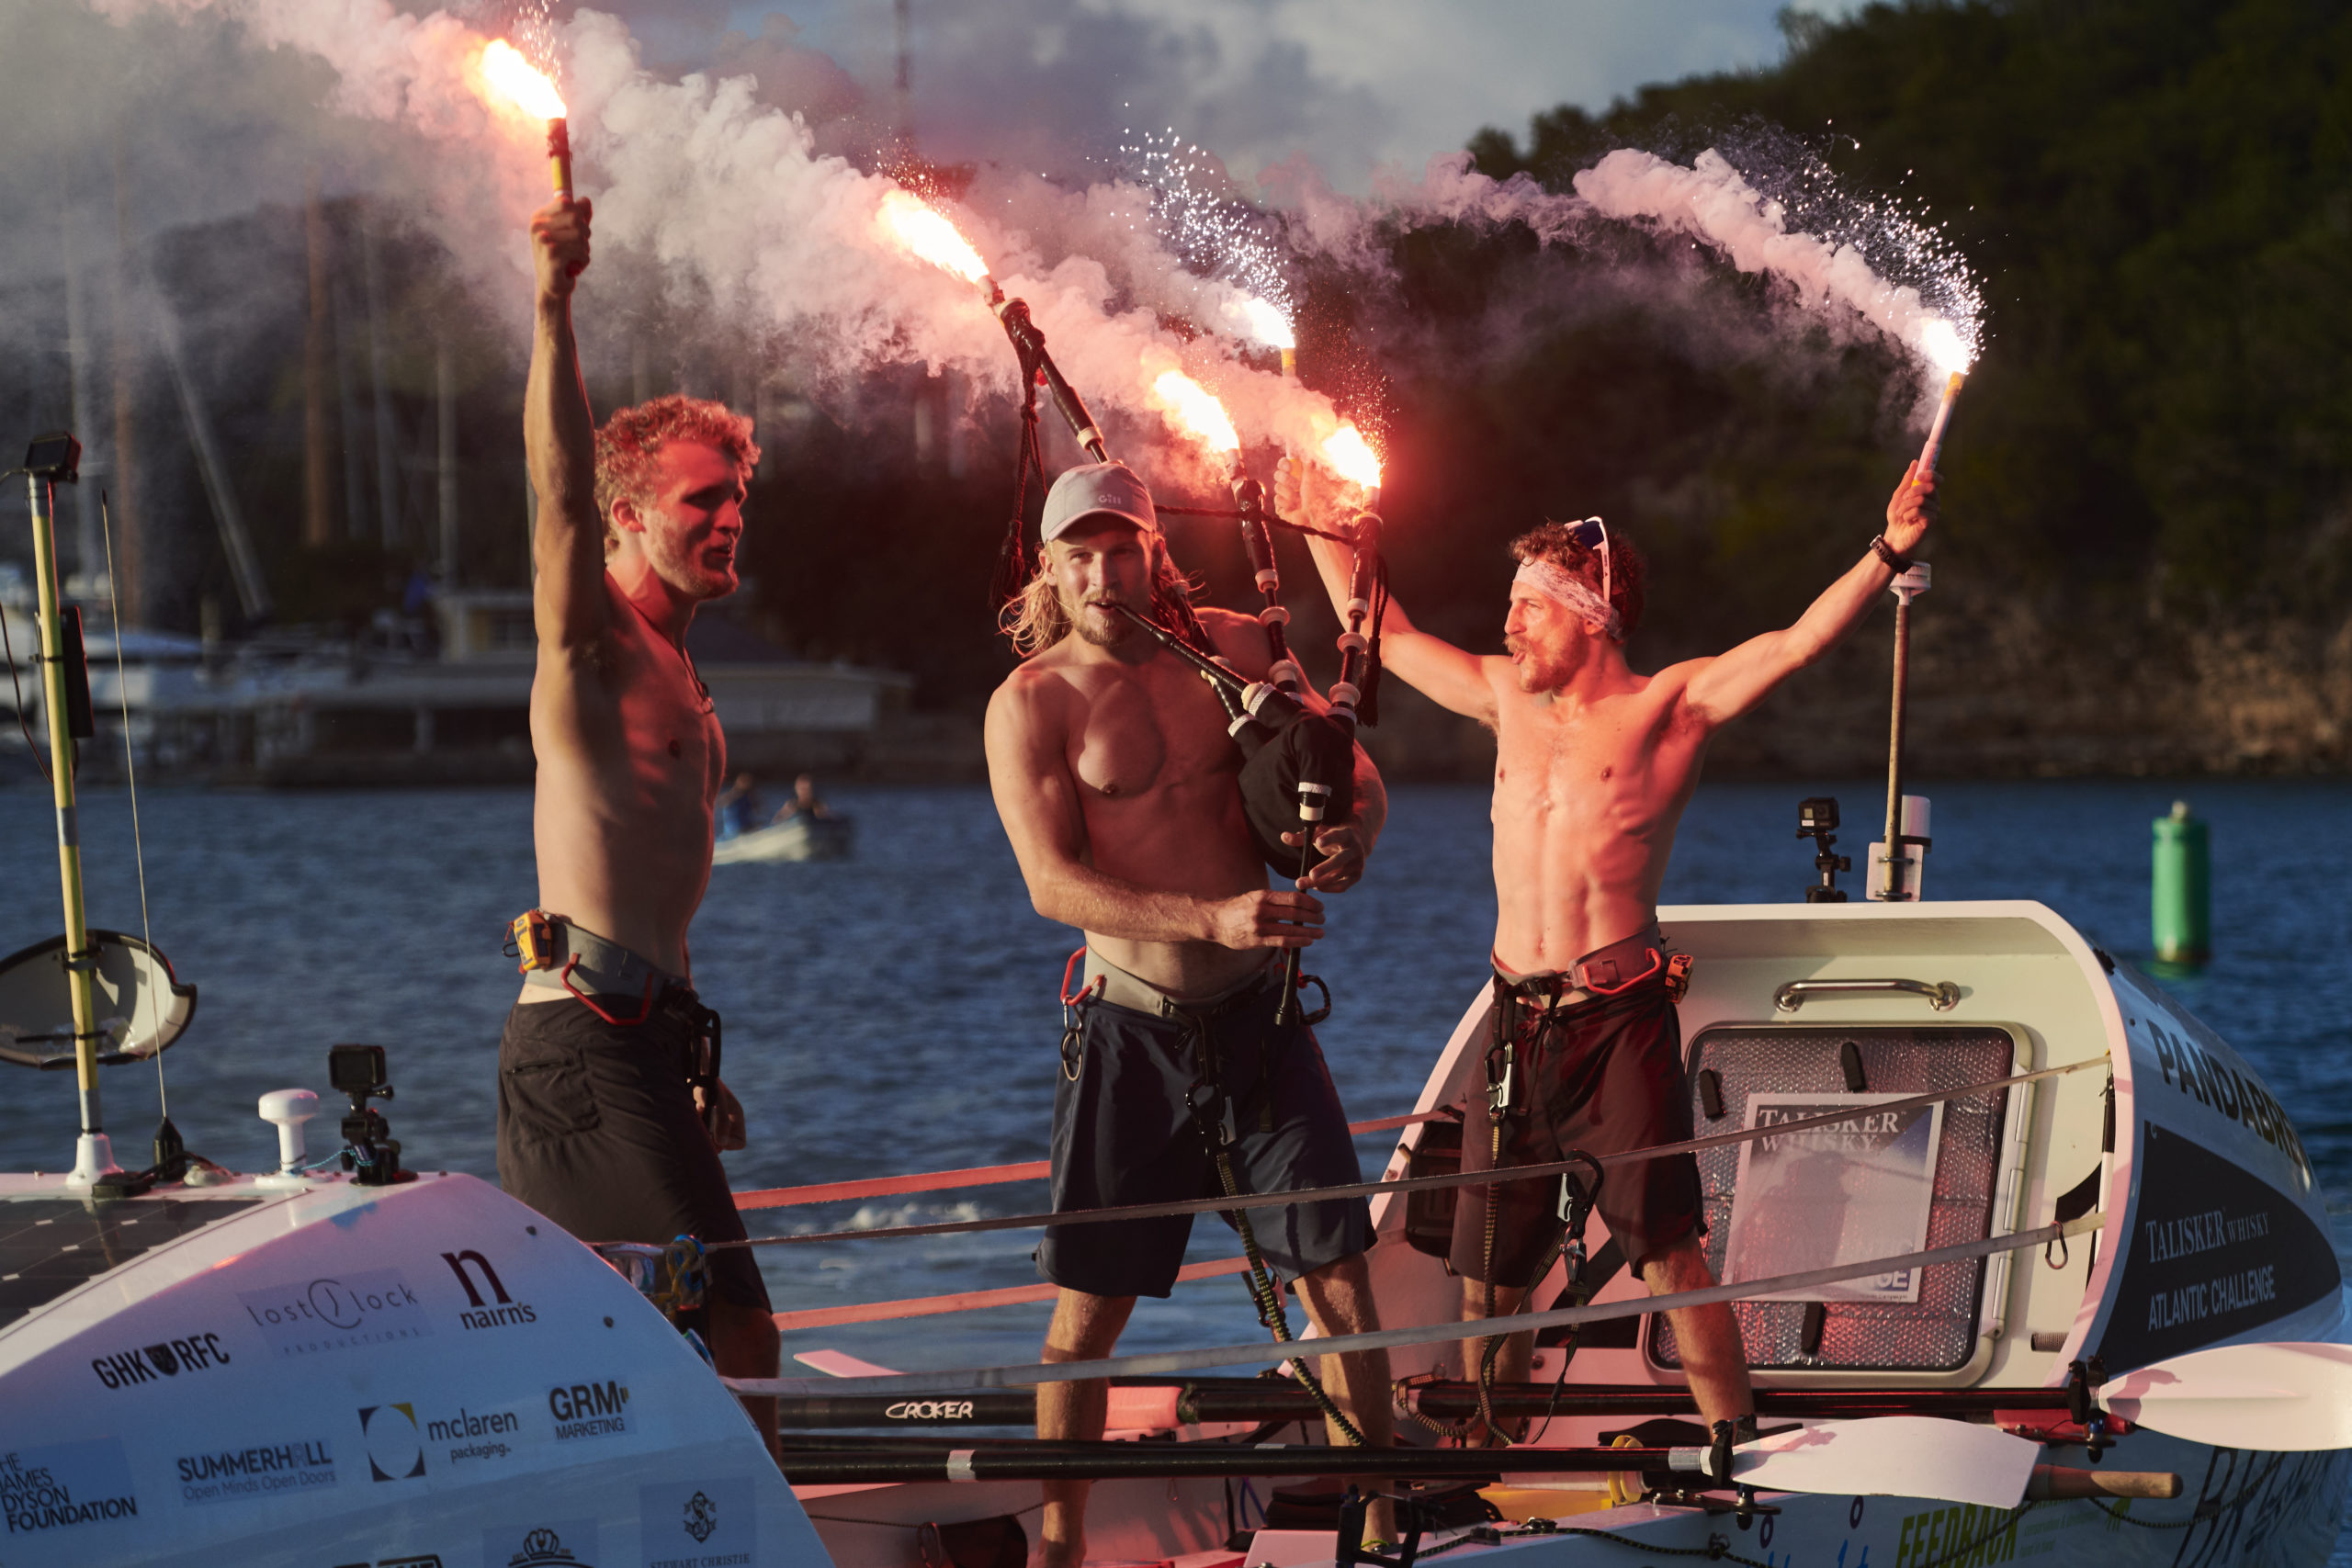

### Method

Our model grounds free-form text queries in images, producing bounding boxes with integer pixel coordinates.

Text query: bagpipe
[982,289,1388,1024]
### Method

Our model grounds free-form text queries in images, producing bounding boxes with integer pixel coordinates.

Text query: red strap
[561,954,657,1027]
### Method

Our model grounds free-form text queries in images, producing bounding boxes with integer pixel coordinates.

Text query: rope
[99,492,165,1115]
[732,1111,1441,1212]
[723,1211,2101,1397]
[714,1056,2101,1250]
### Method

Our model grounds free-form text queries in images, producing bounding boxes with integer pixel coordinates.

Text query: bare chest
[1067,663,1236,803]
[1493,694,1687,828]
[606,628,724,800]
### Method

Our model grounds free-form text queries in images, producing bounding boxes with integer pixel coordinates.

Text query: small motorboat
[713,813,855,864]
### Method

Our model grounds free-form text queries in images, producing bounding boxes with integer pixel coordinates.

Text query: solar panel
[0,1194,263,1330]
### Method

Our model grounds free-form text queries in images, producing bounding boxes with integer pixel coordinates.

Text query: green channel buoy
[2152,799,2211,966]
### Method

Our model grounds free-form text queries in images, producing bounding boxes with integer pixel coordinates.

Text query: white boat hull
[714,816,854,863]
[0,1170,831,1566]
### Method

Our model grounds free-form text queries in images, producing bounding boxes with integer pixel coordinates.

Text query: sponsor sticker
[1,1438,139,1535]
[442,1251,539,1332]
[240,1270,433,1358]
[175,1436,337,1505]
[358,1404,427,1483]
[485,1520,598,1567]
[91,1330,233,1390]
[639,1478,755,1568]
[548,1380,632,1442]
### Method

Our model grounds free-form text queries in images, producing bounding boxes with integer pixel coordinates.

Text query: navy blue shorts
[1038,976,1372,1300]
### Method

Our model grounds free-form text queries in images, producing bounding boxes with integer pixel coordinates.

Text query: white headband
[1513,558,1623,642]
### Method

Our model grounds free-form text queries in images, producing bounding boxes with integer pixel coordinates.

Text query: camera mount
[328,1043,406,1186]
[1797,796,1850,903]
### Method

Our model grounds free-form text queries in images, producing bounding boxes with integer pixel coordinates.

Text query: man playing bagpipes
[985,461,1398,1566]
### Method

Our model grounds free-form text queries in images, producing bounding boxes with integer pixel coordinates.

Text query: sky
[597,0,1855,193]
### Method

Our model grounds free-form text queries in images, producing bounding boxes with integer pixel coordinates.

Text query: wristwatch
[1870,535,1912,573]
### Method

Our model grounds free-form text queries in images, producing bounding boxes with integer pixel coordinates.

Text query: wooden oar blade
[2101,1342,2352,1451]
[1727,1417,2040,1509]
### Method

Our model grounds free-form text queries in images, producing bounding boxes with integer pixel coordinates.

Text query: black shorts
[1039,976,1372,1300]
[495,995,771,1314]
[1450,973,1702,1282]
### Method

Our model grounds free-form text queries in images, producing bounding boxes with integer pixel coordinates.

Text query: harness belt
[509,910,723,1137]
[1080,949,1278,1019]
[512,909,687,1020]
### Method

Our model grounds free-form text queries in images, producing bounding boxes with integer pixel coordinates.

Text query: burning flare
[481,39,566,119]
[1152,371,1240,455]
[1918,317,1973,377]
[1232,295,1295,352]
[1320,424,1383,491]
[877,190,990,287]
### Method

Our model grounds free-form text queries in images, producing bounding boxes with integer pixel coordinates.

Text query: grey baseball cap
[1040,461,1159,542]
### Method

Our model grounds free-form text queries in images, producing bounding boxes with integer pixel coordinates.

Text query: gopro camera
[329,1043,389,1098]
[1796,795,1849,903]
[21,431,82,483]
[328,1043,404,1186]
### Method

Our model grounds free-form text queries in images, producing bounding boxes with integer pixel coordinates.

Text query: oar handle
[2027,1467,2181,1501]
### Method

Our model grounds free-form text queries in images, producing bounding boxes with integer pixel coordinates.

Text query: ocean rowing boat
[1,432,2345,1564]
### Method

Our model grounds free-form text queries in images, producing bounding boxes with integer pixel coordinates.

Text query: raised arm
[985,673,1325,950]
[1279,457,1499,725]
[526,198,606,653]
[1683,463,1936,728]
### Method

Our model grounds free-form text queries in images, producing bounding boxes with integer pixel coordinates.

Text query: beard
[645,530,740,601]
[1507,635,1565,694]
[1072,597,1136,648]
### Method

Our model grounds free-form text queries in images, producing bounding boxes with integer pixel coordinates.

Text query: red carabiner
[561,954,657,1027]
[1059,946,1104,1008]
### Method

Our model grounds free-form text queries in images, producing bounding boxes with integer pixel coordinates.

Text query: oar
[775,1419,2175,1508]
[2099,1342,2352,1452]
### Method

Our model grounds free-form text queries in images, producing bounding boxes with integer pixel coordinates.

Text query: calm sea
[3,779,2347,1551]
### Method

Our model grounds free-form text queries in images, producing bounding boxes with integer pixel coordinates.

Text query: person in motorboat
[714,772,763,839]
[774,772,833,822]
[500,193,779,1455]
[1290,456,1937,1450]
[985,461,1397,1566]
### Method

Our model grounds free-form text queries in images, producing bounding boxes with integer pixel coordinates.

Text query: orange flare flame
[876,189,989,286]
[1151,371,1240,455]
[481,39,566,119]
[1320,424,1383,490]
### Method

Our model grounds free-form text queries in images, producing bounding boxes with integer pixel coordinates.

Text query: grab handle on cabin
[1772,976,1961,1013]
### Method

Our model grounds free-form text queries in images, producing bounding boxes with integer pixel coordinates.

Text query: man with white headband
[1290,458,1937,1461]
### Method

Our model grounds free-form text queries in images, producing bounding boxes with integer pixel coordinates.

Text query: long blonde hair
[1000,535,1204,659]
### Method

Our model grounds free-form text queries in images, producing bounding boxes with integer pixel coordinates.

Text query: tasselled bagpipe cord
[1189,1010,1367,1448]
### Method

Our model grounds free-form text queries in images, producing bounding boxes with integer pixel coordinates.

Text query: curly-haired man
[497,195,778,1451]
[1295,458,1937,1455]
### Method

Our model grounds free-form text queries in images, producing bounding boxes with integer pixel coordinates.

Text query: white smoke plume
[50,0,1979,493]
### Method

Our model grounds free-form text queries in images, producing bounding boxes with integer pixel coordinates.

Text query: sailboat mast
[24,456,115,1184]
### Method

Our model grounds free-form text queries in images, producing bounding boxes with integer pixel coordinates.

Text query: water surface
[2,779,2346,1549]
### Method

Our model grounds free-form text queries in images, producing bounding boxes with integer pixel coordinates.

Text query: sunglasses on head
[1559,516,1611,606]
